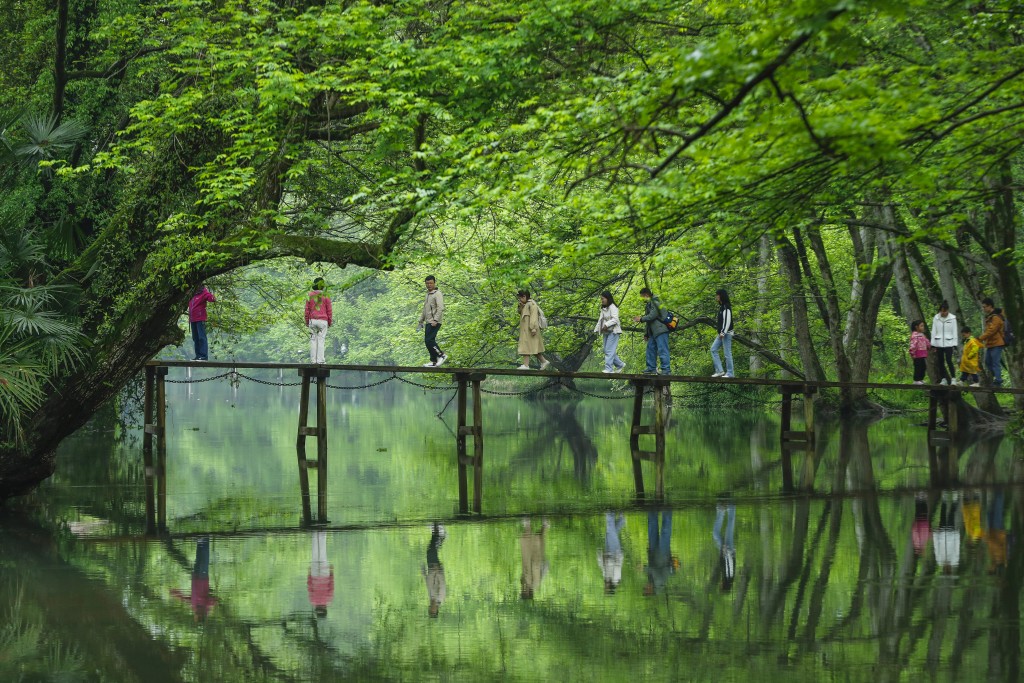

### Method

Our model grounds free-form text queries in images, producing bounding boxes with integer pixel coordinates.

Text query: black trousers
[425,323,443,363]
[936,346,956,380]
[913,357,927,382]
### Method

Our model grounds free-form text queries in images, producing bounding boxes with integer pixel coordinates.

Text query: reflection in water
[170,537,219,622]
[520,517,549,600]
[713,499,736,592]
[8,378,1024,681]
[934,492,961,574]
[308,530,334,617]
[423,522,447,617]
[598,512,625,594]
[643,510,674,596]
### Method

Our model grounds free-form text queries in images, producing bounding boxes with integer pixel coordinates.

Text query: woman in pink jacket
[188,284,216,361]
[909,319,931,385]
[305,277,333,364]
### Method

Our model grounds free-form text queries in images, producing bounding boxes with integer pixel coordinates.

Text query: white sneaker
[423,362,436,367]
[711,372,724,378]
[435,354,447,367]
[602,369,614,373]
[614,363,626,373]
[970,383,980,388]
[940,378,948,386]
[724,374,734,378]
[950,379,961,386]
[913,381,924,385]
[516,364,531,370]
[539,360,551,371]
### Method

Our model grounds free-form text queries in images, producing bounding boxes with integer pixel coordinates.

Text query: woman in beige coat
[517,290,550,370]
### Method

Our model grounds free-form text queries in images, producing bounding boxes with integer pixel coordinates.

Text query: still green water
[2,370,1023,682]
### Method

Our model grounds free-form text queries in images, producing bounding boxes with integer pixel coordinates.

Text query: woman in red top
[188,284,216,360]
[305,277,332,364]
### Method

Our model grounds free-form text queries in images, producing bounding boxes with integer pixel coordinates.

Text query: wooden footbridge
[142,360,1021,530]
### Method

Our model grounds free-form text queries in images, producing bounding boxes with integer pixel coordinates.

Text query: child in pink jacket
[909,320,931,384]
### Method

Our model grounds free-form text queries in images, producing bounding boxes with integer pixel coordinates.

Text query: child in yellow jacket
[959,326,982,387]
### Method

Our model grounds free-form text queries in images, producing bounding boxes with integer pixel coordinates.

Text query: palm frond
[14,114,89,164]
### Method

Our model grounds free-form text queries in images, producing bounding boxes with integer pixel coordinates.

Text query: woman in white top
[930,301,959,385]
[594,291,626,373]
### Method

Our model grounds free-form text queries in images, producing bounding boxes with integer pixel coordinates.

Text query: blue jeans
[190,321,209,360]
[985,346,1003,385]
[645,333,670,374]
[603,333,625,372]
[711,332,733,375]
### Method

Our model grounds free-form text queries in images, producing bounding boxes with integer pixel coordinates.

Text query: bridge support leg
[143,366,168,533]
[630,379,667,499]
[455,373,486,513]
[296,367,330,524]
[779,386,816,492]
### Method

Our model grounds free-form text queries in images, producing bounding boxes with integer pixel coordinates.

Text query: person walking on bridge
[188,283,216,361]
[305,277,333,364]
[978,297,1006,386]
[594,291,626,373]
[418,275,448,367]
[633,287,670,375]
[516,290,550,370]
[930,301,958,385]
[710,289,734,378]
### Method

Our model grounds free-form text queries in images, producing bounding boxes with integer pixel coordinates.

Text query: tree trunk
[776,235,826,381]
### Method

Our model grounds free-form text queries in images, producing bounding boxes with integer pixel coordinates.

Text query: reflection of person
[520,518,550,599]
[933,491,961,574]
[308,530,335,617]
[598,512,625,594]
[423,523,447,617]
[911,493,931,556]
[187,284,216,361]
[643,510,675,595]
[170,537,219,622]
[985,491,1007,575]
[713,502,736,592]
[961,490,983,543]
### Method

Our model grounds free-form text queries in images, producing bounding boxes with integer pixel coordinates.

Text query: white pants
[308,319,328,363]
[311,531,330,577]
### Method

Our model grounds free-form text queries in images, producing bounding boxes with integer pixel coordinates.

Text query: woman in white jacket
[931,301,959,385]
[594,291,626,373]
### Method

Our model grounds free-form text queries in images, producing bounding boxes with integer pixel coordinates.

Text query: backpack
[661,309,680,331]
[1002,315,1015,346]
[536,303,548,330]
[654,298,679,331]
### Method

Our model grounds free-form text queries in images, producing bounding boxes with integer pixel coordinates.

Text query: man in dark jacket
[633,287,671,374]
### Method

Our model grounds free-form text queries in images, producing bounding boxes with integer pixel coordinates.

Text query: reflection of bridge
[142,360,1022,530]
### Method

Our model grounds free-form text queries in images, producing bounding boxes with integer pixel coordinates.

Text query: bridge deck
[145,360,1023,395]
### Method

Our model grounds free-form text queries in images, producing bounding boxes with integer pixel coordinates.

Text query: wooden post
[946,394,958,442]
[316,367,329,522]
[630,380,646,497]
[802,387,816,447]
[456,374,469,512]
[472,378,484,513]
[653,380,666,499]
[927,391,939,438]
[296,369,313,523]
[155,366,168,531]
[142,366,156,533]
[780,387,793,445]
